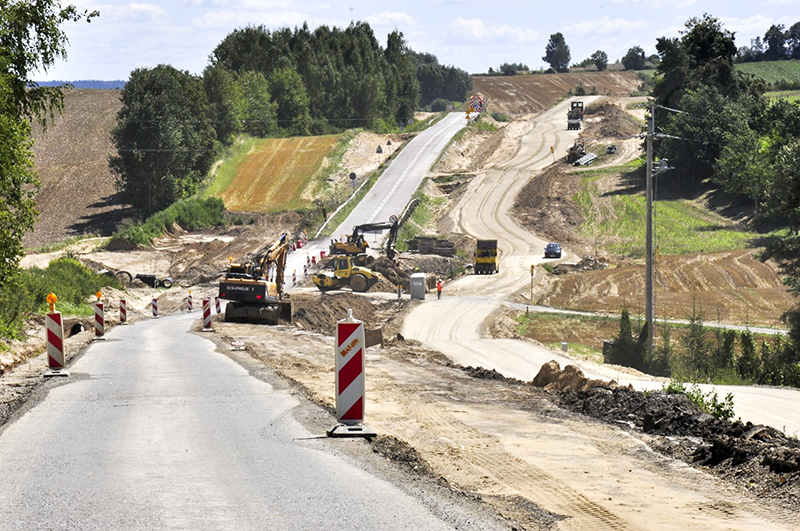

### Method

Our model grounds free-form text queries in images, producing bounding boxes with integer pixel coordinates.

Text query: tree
[681,301,709,377]
[0,1,97,125]
[622,46,646,70]
[0,1,96,290]
[269,67,311,136]
[110,65,216,216]
[591,50,608,71]
[607,308,635,366]
[203,64,241,145]
[737,330,760,380]
[542,33,571,73]
[236,71,276,137]
[0,71,37,290]
[764,24,787,61]
[788,22,800,60]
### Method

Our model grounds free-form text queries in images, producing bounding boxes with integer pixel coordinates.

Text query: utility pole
[645,103,655,357]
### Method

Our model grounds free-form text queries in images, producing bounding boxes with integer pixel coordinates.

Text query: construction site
[2,78,799,530]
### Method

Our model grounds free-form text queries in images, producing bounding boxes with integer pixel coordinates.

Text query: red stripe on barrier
[48,355,63,369]
[340,397,363,421]
[47,328,63,353]
[50,312,62,327]
[338,349,362,394]
[337,323,361,347]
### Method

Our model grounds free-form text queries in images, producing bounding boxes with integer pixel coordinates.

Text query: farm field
[472,71,640,116]
[206,134,341,212]
[736,59,800,84]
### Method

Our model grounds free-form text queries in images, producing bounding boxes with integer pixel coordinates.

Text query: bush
[108,197,226,248]
[490,111,510,122]
[430,98,450,112]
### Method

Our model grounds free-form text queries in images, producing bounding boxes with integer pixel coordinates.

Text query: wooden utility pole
[645,103,655,356]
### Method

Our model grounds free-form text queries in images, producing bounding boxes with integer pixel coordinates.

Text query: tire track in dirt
[415,403,635,531]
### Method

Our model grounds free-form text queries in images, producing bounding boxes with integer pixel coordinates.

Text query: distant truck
[475,240,499,274]
[567,101,584,130]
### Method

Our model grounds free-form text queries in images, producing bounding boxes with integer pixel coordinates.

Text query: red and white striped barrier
[187,292,193,312]
[152,298,159,318]
[215,296,221,315]
[335,309,365,424]
[292,270,297,287]
[202,298,212,331]
[94,302,105,340]
[306,254,310,266]
[44,311,69,377]
[311,255,316,265]
[303,264,308,278]
[320,251,326,259]
[119,299,127,324]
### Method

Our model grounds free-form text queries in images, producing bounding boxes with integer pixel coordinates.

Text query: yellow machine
[219,233,292,325]
[329,219,400,260]
[475,239,499,274]
[312,255,384,293]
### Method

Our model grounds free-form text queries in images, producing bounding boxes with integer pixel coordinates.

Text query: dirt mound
[370,435,435,476]
[555,385,800,508]
[291,292,401,335]
[532,360,618,392]
[513,165,586,249]
[583,101,641,139]
[552,255,609,275]
[473,71,640,116]
[433,123,506,174]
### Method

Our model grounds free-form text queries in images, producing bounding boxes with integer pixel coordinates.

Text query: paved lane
[0,313,501,530]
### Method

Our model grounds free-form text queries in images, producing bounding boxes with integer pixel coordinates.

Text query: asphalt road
[284,113,467,288]
[402,98,800,438]
[0,313,507,530]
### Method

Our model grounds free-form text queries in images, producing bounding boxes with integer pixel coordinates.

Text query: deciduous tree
[542,33,571,73]
[590,50,608,71]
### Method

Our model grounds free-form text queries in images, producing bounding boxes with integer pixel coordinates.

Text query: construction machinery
[475,239,499,274]
[312,255,385,293]
[219,233,292,325]
[566,138,586,163]
[567,101,584,130]
[329,217,400,260]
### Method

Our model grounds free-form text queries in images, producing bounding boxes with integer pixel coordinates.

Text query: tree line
[111,22,472,216]
[736,21,800,62]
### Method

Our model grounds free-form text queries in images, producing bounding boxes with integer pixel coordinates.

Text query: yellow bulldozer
[312,255,384,293]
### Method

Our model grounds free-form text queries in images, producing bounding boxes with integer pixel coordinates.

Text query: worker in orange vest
[436,279,443,299]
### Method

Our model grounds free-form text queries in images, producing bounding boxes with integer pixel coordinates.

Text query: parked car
[544,242,562,258]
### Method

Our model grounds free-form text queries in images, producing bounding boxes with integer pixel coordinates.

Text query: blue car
[544,242,562,258]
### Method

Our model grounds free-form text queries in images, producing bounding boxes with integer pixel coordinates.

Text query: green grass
[765,90,800,102]
[737,60,800,85]
[202,135,262,200]
[395,183,447,251]
[107,197,226,248]
[25,233,101,254]
[573,162,772,258]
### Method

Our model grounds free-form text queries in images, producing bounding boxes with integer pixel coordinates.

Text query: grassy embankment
[516,160,785,362]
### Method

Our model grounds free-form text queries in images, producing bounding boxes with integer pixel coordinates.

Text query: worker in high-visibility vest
[436,279,443,300]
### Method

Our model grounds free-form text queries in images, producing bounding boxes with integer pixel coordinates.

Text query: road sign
[549,146,554,153]
[530,264,535,275]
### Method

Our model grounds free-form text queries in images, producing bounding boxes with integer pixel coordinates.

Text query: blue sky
[35,0,800,81]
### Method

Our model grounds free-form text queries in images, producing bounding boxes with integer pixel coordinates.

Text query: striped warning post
[119,299,127,324]
[187,292,193,312]
[215,296,221,315]
[320,251,326,259]
[306,253,310,266]
[152,298,159,318]
[311,255,316,265]
[335,309,365,425]
[44,311,69,377]
[304,264,308,278]
[94,302,105,340]
[292,270,296,287]
[202,298,212,331]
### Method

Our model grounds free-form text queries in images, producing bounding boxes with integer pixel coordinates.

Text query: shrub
[430,98,450,112]
[490,111,510,122]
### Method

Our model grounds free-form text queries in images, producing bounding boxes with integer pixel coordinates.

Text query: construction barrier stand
[120,299,127,324]
[44,311,69,377]
[202,298,212,331]
[215,296,221,315]
[335,309,365,424]
[94,302,105,339]
[152,298,159,318]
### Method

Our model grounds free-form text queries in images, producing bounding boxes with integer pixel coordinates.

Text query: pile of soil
[291,292,406,336]
[553,384,800,509]
[583,101,641,140]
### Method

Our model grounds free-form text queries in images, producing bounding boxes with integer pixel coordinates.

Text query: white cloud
[760,0,800,4]
[366,11,417,27]
[564,16,648,36]
[125,3,168,18]
[446,17,539,43]
[722,15,775,37]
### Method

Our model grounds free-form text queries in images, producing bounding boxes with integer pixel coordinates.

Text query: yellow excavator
[219,233,292,324]
[312,255,384,293]
[329,218,399,260]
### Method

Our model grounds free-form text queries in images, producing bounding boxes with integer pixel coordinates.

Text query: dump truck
[312,255,384,292]
[218,233,292,325]
[475,239,499,274]
[329,217,400,260]
[567,101,584,130]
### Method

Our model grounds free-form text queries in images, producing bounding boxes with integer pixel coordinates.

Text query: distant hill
[736,60,800,85]
[34,80,125,89]
[25,89,129,249]
[472,71,640,116]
